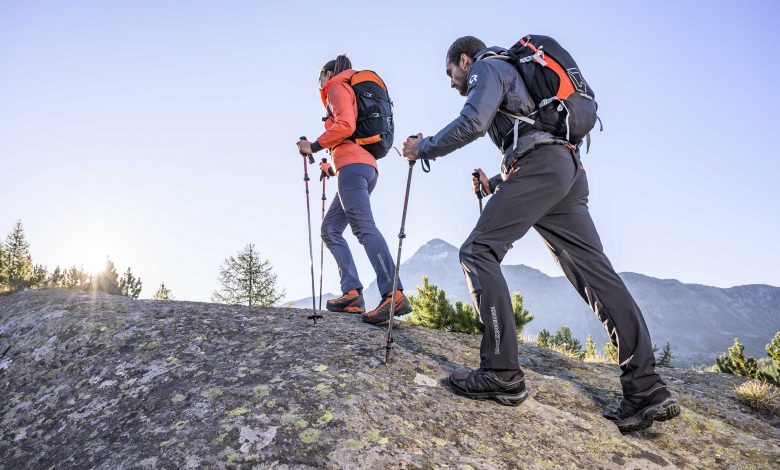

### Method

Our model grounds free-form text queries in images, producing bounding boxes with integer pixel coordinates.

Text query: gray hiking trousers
[460,144,662,395]
[321,163,401,296]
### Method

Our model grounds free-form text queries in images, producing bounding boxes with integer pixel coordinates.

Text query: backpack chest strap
[498,109,536,151]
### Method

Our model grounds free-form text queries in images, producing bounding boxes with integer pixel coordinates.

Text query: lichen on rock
[0,289,778,469]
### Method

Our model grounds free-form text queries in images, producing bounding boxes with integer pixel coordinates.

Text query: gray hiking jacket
[417,47,567,189]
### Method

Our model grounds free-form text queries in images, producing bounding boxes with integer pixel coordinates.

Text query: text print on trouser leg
[491,306,501,354]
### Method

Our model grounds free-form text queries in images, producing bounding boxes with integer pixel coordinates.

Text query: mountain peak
[414,238,458,256]
[420,238,457,249]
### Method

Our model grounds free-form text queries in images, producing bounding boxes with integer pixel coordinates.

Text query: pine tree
[407,277,453,330]
[31,264,48,287]
[64,267,77,288]
[603,341,618,364]
[657,341,674,367]
[0,241,6,290]
[153,282,172,300]
[48,266,66,288]
[765,331,780,367]
[408,282,534,336]
[406,278,483,334]
[584,334,597,360]
[511,292,534,336]
[93,258,120,295]
[451,300,480,334]
[716,338,758,378]
[65,266,90,289]
[3,220,34,290]
[211,244,285,307]
[552,325,583,356]
[755,332,780,386]
[118,267,143,299]
[756,367,780,387]
[537,329,552,348]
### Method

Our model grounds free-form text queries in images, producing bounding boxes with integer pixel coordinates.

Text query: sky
[1,0,779,303]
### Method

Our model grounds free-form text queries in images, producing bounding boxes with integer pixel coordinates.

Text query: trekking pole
[472,171,484,214]
[318,157,328,311]
[299,136,323,325]
[385,139,419,364]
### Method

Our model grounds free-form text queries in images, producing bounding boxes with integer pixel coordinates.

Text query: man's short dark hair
[447,36,487,64]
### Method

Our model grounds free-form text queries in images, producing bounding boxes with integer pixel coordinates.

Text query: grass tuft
[732,379,780,415]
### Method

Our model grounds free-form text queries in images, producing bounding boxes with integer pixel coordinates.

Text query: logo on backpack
[566,68,588,94]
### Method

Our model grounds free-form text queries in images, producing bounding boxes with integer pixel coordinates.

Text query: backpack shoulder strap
[475,50,511,62]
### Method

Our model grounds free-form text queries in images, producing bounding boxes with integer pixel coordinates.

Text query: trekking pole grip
[472,171,484,199]
[299,136,314,164]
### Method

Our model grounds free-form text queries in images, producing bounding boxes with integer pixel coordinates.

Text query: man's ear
[460,53,472,70]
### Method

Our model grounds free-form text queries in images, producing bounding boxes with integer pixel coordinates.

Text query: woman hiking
[297,54,410,324]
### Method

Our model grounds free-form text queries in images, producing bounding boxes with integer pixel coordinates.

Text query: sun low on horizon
[56,222,137,277]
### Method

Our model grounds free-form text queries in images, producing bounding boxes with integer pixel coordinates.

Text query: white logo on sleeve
[469,74,478,85]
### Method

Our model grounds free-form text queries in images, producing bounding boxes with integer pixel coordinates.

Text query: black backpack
[478,34,601,149]
[347,70,394,159]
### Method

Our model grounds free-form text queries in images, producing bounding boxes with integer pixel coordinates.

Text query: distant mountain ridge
[298,239,779,366]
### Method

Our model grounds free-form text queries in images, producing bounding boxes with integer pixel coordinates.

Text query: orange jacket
[313,70,377,172]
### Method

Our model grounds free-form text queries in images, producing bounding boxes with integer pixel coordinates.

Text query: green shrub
[716,338,758,377]
[603,342,618,364]
[407,277,533,336]
[716,334,780,387]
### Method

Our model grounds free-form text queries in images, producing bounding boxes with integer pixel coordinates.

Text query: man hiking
[402,36,679,432]
[297,54,411,324]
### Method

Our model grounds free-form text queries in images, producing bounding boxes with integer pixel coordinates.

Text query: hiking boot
[326,290,365,314]
[603,385,680,432]
[448,367,529,406]
[361,290,411,325]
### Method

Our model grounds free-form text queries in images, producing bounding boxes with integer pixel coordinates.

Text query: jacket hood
[320,69,357,106]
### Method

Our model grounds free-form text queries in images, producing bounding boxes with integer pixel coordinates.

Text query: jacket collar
[320,69,356,106]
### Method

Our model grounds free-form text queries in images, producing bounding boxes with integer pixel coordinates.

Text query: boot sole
[612,397,681,433]
[448,378,529,407]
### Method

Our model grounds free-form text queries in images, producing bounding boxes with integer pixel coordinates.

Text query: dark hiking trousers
[459,144,662,395]
[321,163,402,296]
